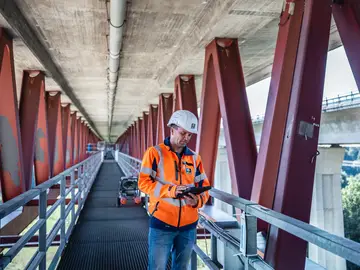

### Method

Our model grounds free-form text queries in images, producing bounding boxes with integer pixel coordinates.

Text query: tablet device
[176,186,211,198]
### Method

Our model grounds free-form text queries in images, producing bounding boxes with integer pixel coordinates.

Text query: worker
[138,109,210,270]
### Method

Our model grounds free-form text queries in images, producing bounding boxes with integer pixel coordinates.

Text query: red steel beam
[138,118,143,158]
[0,28,25,201]
[156,94,173,144]
[173,75,198,150]
[78,121,83,161]
[129,124,134,157]
[46,92,61,177]
[141,112,149,154]
[81,121,85,161]
[74,118,80,164]
[197,38,257,200]
[135,119,142,159]
[34,78,50,185]
[19,70,45,191]
[67,112,76,168]
[251,1,304,232]
[265,1,332,269]
[52,94,65,176]
[333,0,360,91]
[147,105,158,148]
[61,104,70,170]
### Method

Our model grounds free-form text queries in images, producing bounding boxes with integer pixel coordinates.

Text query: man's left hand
[184,193,198,207]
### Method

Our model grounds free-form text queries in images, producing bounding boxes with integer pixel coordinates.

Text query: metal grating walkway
[57,161,150,270]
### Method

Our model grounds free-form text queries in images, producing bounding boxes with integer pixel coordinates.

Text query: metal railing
[116,151,360,270]
[252,92,360,124]
[0,152,102,270]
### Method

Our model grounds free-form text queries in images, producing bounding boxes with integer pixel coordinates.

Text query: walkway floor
[57,160,150,270]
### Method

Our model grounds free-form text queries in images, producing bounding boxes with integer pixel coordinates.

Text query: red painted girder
[173,75,198,150]
[34,78,50,185]
[265,0,332,269]
[147,105,158,148]
[197,38,257,200]
[130,124,134,157]
[251,0,304,231]
[73,118,80,164]
[0,28,25,201]
[67,112,76,168]
[156,94,173,144]
[19,70,45,191]
[137,119,142,158]
[62,104,70,170]
[51,94,65,176]
[142,112,149,154]
[46,92,61,177]
[333,0,360,91]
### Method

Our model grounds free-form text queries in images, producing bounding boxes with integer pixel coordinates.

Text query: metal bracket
[298,120,319,140]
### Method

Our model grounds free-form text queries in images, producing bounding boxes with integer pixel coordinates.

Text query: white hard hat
[167,110,198,134]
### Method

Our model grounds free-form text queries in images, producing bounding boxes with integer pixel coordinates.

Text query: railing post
[39,190,47,270]
[240,212,257,258]
[60,175,66,248]
[211,234,220,267]
[70,171,75,227]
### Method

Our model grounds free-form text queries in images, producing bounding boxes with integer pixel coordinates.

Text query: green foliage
[342,176,360,270]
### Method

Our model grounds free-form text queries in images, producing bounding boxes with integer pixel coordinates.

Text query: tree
[342,175,360,270]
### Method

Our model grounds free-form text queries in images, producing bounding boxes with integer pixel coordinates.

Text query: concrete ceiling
[0,0,342,141]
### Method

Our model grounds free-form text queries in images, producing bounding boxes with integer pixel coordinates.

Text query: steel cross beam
[67,112,76,169]
[19,70,45,191]
[265,0,333,269]
[62,105,71,169]
[196,38,257,200]
[147,105,158,148]
[173,75,198,150]
[46,92,61,177]
[141,112,149,154]
[34,75,51,185]
[73,117,80,165]
[137,118,143,159]
[156,94,173,144]
[251,0,304,232]
[0,0,102,140]
[0,28,25,201]
[333,0,360,91]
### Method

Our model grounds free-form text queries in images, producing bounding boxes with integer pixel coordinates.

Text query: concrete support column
[309,146,346,270]
[214,147,232,215]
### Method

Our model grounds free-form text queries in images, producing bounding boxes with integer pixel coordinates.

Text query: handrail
[0,152,102,270]
[210,188,360,266]
[252,91,360,124]
[116,151,360,269]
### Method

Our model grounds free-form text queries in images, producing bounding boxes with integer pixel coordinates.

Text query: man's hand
[184,193,198,207]
[175,185,187,197]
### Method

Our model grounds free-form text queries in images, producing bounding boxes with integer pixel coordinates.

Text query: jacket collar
[164,137,194,156]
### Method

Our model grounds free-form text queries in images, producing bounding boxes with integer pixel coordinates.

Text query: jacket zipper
[177,156,182,228]
[174,161,179,181]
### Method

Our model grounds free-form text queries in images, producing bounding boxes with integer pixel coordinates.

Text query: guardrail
[0,152,102,270]
[116,151,360,270]
[252,92,360,124]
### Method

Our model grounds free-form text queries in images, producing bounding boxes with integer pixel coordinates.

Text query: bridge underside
[1,0,360,270]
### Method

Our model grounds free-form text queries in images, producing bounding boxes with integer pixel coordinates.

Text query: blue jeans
[148,227,196,270]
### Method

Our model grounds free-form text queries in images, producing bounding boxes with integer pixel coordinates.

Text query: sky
[246,46,359,118]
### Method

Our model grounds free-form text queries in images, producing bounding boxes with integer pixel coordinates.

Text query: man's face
[171,126,193,147]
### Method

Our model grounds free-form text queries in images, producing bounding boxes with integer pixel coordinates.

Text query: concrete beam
[0,0,102,140]
[251,107,360,146]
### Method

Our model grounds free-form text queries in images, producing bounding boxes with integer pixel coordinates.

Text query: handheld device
[176,186,211,198]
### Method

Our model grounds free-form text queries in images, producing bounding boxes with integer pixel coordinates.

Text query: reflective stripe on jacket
[138,137,210,228]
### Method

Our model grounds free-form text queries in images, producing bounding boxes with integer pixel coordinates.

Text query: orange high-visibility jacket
[138,138,210,229]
